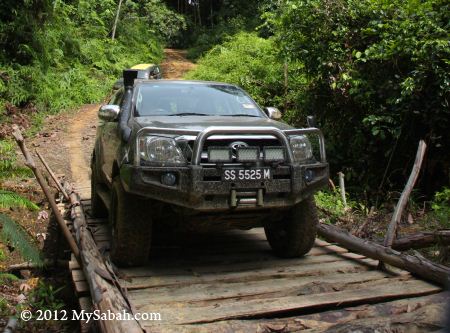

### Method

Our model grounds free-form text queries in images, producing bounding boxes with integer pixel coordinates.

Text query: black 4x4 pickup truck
[91,70,329,266]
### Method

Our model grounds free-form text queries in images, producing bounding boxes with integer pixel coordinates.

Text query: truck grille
[177,136,285,166]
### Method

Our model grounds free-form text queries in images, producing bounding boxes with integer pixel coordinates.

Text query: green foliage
[186,17,252,59]
[0,190,39,210]
[0,273,19,284]
[0,213,43,266]
[0,297,7,315]
[141,0,187,44]
[315,190,348,218]
[0,0,165,116]
[184,0,277,59]
[431,187,450,227]
[29,281,65,312]
[0,140,32,180]
[0,0,169,111]
[0,0,186,181]
[189,0,449,200]
[315,188,362,216]
[273,0,450,199]
[186,33,284,107]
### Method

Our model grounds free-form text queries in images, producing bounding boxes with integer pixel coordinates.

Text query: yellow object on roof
[131,64,155,70]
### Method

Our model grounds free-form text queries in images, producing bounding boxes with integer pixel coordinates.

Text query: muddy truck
[91,70,329,266]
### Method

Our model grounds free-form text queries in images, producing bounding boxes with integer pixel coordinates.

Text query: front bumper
[120,162,329,211]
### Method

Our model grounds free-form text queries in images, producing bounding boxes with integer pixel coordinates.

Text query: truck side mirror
[265,107,282,120]
[99,105,120,122]
[307,115,317,128]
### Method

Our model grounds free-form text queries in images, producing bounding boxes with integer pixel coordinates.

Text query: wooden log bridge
[64,198,448,333]
[11,127,447,331]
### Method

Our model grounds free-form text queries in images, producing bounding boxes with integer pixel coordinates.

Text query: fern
[0,213,43,266]
[0,273,19,284]
[0,190,39,210]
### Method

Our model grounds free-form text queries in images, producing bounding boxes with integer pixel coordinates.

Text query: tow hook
[230,189,264,207]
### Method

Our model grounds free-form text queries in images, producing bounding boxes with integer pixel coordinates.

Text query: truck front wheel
[264,197,318,258]
[109,177,152,266]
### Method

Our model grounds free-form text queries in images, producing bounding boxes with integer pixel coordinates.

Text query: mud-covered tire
[264,196,318,258]
[110,177,152,266]
[90,160,108,218]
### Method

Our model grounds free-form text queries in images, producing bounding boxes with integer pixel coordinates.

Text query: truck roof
[136,79,237,87]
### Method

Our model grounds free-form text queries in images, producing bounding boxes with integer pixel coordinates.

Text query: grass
[0,140,32,181]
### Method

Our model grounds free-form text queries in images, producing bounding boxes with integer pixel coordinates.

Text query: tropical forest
[0,0,449,332]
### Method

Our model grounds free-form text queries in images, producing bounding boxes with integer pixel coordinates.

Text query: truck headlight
[290,135,313,162]
[139,136,186,165]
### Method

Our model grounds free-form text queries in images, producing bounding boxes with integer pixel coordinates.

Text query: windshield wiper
[220,114,260,117]
[168,113,209,116]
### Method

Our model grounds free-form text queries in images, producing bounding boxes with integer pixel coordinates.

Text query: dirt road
[160,49,196,79]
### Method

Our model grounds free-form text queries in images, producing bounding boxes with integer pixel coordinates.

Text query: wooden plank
[78,297,93,333]
[88,228,109,236]
[79,296,92,311]
[310,245,347,255]
[137,279,440,325]
[164,228,267,244]
[151,233,268,250]
[69,260,80,270]
[69,253,81,270]
[91,233,111,242]
[144,237,338,259]
[72,269,86,282]
[120,253,376,279]
[166,243,345,257]
[144,292,448,333]
[121,259,377,290]
[142,247,354,272]
[128,270,391,305]
[74,280,89,295]
[314,239,334,247]
[85,218,108,224]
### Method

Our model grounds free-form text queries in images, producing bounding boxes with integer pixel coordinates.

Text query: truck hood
[133,116,294,131]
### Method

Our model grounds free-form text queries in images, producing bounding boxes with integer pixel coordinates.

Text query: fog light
[263,147,285,162]
[304,169,315,183]
[161,172,177,186]
[208,147,232,163]
[236,147,259,162]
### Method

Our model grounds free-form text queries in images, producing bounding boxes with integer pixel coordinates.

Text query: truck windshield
[134,83,265,117]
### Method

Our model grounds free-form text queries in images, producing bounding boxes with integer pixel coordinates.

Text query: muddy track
[64,49,195,198]
[160,49,196,79]
[66,104,99,198]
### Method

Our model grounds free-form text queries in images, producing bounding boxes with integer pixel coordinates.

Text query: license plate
[223,168,271,181]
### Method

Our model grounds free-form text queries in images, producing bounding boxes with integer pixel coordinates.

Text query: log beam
[68,190,143,333]
[12,125,80,263]
[392,230,450,251]
[317,223,449,286]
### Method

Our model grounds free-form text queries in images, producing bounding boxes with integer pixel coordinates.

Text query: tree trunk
[317,223,450,286]
[392,230,450,251]
[384,140,427,248]
[12,126,80,264]
[111,0,123,40]
[68,190,143,333]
